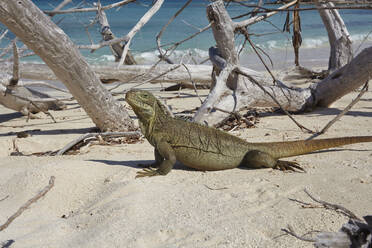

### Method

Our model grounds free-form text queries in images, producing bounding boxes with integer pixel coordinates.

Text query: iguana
[125,89,372,178]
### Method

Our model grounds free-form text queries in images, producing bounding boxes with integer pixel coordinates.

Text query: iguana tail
[253,136,372,159]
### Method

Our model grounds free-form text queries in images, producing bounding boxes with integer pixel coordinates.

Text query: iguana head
[125,89,166,124]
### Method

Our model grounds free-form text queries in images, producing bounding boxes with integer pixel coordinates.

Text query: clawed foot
[274,160,306,172]
[135,168,161,178]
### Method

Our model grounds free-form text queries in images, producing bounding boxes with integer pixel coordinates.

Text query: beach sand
[0,75,371,248]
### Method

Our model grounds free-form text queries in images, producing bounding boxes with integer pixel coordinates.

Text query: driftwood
[116,0,164,68]
[57,131,141,155]
[284,189,372,248]
[192,0,372,126]
[2,62,267,87]
[0,82,66,118]
[0,0,135,131]
[315,0,353,73]
[315,217,372,248]
[95,2,136,65]
[0,42,66,118]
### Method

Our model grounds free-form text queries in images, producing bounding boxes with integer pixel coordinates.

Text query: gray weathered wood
[315,1,353,73]
[0,0,135,131]
[0,75,66,117]
[193,0,372,126]
[95,2,136,64]
[0,63,215,86]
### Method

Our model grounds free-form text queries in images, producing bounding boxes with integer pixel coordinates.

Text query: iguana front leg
[242,150,305,172]
[137,148,163,168]
[136,141,176,178]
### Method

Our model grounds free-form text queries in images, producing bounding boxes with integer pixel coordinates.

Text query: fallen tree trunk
[0,74,66,117]
[0,63,267,87]
[0,0,135,131]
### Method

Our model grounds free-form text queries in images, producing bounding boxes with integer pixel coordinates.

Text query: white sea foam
[350,33,372,43]
[302,37,328,48]
[134,48,209,64]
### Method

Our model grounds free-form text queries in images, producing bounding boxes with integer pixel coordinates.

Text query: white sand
[0,84,371,248]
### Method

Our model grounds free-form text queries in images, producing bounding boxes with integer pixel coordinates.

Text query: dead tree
[0,42,66,118]
[95,2,137,65]
[315,0,353,73]
[0,0,135,131]
[193,0,372,126]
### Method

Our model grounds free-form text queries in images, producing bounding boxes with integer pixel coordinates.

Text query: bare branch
[303,189,361,221]
[48,0,72,17]
[0,176,55,232]
[309,82,369,139]
[77,36,130,50]
[181,63,203,104]
[57,132,141,155]
[0,195,9,202]
[233,0,298,30]
[156,0,193,61]
[43,0,135,15]
[117,0,164,68]
[281,225,317,242]
[0,29,8,42]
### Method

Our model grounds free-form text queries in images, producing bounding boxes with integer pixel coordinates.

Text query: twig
[240,29,276,81]
[181,63,203,104]
[233,4,372,19]
[44,0,135,15]
[308,82,369,139]
[0,176,55,232]
[48,0,72,17]
[281,225,317,242]
[233,0,298,29]
[57,131,141,155]
[204,185,229,190]
[303,189,361,221]
[0,29,8,42]
[156,0,193,62]
[0,195,9,202]
[111,64,182,94]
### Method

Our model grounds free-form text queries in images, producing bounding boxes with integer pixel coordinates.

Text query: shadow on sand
[89,159,193,171]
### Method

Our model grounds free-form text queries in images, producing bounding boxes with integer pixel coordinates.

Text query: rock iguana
[125,89,372,177]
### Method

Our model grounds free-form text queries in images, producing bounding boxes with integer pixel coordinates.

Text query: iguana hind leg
[136,141,176,178]
[242,150,305,172]
[274,160,305,172]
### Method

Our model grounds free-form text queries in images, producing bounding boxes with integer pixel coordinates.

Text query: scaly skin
[125,89,372,177]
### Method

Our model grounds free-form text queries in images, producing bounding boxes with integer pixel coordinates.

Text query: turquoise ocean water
[1,0,372,70]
